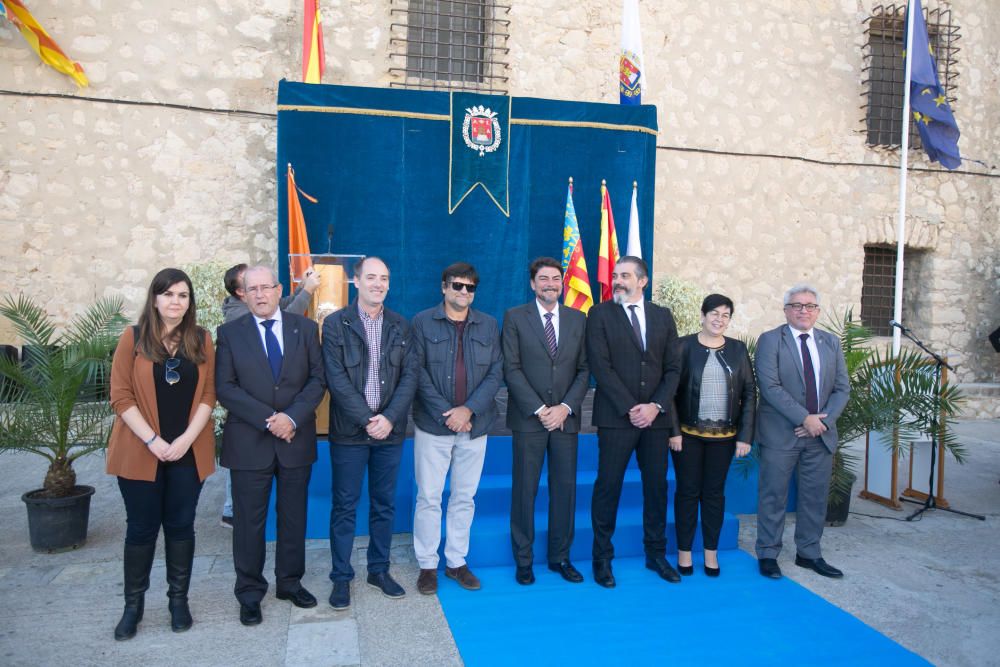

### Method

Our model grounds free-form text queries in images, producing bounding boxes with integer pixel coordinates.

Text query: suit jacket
[502,302,589,433]
[586,299,681,429]
[754,324,850,453]
[215,310,326,470]
[107,327,217,482]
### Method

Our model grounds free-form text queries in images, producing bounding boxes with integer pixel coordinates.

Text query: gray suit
[754,325,849,560]
[502,302,589,566]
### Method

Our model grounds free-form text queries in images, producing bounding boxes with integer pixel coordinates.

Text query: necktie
[799,333,818,414]
[628,304,644,351]
[543,312,557,358]
[261,319,283,383]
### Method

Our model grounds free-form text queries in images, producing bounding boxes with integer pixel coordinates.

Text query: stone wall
[1,0,997,392]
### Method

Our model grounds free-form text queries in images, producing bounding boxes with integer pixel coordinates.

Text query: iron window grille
[389,0,511,93]
[861,244,929,337]
[861,3,960,147]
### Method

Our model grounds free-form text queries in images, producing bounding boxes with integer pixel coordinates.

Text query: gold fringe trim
[680,425,738,439]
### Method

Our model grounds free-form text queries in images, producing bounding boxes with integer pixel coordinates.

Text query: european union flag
[907,0,961,169]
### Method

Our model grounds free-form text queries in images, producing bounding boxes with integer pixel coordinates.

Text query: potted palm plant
[0,295,127,552]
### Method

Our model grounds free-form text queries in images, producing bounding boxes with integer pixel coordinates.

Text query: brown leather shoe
[445,564,481,591]
[417,568,438,595]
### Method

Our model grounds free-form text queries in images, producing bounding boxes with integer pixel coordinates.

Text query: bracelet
[143,434,157,446]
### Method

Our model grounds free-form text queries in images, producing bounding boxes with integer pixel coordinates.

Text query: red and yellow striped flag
[1,0,88,87]
[287,164,316,286]
[596,181,621,303]
[302,0,325,84]
[561,180,594,314]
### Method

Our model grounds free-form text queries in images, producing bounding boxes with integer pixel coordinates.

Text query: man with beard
[502,257,590,585]
[585,256,682,588]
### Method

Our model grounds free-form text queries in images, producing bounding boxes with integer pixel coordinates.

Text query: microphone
[889,319,907,332]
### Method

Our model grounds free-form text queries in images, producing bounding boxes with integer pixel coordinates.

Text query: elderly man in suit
[755,284,850,580]
[215,265,326,626]
[586,256,682,588]
[502,257,590,586]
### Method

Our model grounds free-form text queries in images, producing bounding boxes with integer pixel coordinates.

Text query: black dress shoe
[515,565,535,585]
[704,565,720,578]
[795,555,844,578]
[367,571,406,598]
[645,556,682,583]
[329,581,351,610]
[758,558,782,579]
[592,559,616,588]
[677,564,694,576]
[239,601,262,626]
[276,587,318,608]
[548,560,584,583]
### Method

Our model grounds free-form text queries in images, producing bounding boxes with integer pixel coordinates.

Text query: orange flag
[1,0,88,87]
[561,179,594,314]
[302,0,325,83]
[287,164,316,286]
[597,181,621,303]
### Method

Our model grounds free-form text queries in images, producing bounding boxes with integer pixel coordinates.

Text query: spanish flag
[302,0,325,84]
[561,180,594,314]
[1,0,88,87]
[597,181,621,303]
[287,164,316,285]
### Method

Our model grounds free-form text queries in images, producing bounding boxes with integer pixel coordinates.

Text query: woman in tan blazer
[107,268,216,641]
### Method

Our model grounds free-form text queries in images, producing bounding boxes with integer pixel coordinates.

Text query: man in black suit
[502,257,590,586]
[215,265,326,626]
[586,256,682,588]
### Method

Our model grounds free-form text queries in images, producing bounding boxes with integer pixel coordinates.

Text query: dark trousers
[510,429,578,567]
[591,427,668,561]
[118,463,203,545]
[670,434,736,551]
[230,459,312,604]
[328,442,404,582]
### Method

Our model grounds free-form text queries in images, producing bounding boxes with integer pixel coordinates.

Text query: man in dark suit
[215,265,326,626]
[755,284,849,580]
[586,256,682,588]
[502,257,590,586]
[322,257,418,610]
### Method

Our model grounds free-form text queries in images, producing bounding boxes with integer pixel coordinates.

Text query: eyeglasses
[245,284,278,295]
[165,357,180,386]
[785,303,820,312]
[450,281,477,293]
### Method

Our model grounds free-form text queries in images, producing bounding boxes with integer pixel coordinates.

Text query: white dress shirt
[253,308,285,356]
[536,299,559,342]
[788,324,822,398]
[620,299,646,348]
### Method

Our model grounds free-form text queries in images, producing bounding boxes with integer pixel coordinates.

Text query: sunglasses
[449,281,477,293]
[165,357,180,386]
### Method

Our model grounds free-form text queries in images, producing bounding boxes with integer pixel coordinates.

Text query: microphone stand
[892,323,985,522]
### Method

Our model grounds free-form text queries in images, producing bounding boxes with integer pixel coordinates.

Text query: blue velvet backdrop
[276,81,657,321]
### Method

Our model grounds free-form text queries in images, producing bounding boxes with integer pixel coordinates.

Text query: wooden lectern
[289,253,364,435]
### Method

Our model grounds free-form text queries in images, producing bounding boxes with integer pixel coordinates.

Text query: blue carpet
[437,551,928,666]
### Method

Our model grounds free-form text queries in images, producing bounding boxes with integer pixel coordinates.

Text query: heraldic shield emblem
[462,105,502,157]
[620,50,642,101]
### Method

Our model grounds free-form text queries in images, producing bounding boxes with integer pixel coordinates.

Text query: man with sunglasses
[410,262,503,594]
[215,266,326,626]
[754,284,849,581]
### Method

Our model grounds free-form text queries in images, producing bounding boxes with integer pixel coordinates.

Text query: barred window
[861,245,926,336]
[389,0,510,92]
[861,4,960,147]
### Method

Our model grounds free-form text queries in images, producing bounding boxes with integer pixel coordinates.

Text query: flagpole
[892,0,917,355]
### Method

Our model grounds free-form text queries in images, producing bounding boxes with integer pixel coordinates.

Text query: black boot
[114,542,156,641]
[165,538,195,632]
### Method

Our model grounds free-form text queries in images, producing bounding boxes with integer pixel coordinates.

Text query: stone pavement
[1,420,998,666]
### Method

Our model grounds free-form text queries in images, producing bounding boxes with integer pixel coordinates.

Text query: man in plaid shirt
[322,257,419,610]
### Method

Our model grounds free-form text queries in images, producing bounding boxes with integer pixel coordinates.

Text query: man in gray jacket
[410,262,503,595]
[754,284,849,581]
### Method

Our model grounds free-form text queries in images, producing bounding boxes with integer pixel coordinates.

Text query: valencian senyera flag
[619,0,644,105]
[907,0,961,169]
[287,163,317,286]
[302,0,325,84]
[449,92,511,217]
[597,181,621,303]
[562,180,594,314]
[1,0,88,87]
